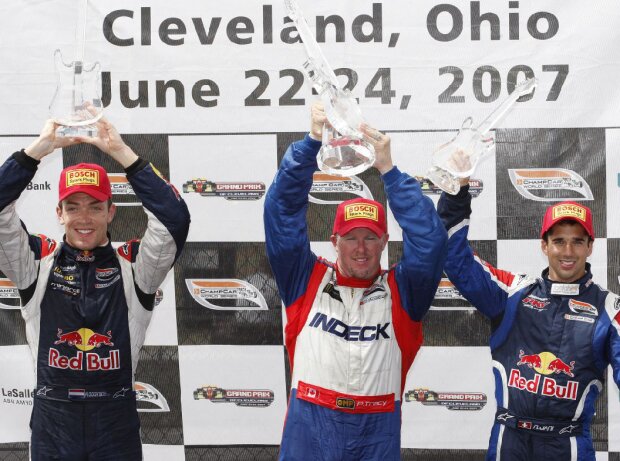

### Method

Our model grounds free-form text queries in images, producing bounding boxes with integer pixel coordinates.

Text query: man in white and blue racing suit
[264,103,447,461]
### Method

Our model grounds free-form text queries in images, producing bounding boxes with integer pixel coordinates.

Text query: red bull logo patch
[50,328,119,372]
[509,350,578,400]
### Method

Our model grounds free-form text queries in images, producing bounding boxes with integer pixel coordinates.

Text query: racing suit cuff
[124,157,149,177]
[454,184,470,199]
[13,149,40,171]
[302,133,322,151]
[381,165,401,186]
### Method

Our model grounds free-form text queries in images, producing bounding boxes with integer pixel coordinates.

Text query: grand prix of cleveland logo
[416,177,484,198]
[182,178,265,200]
[508,168,593,201]
[193,385,274,407]
[186,279,268,310]
[404,388,486,410]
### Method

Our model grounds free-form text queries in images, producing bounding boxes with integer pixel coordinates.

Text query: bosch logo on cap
[66,169,100,187]
[344,203,378,221]
[552,204,586,222]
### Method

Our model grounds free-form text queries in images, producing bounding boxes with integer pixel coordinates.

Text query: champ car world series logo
[308,172,373,204]
[0,278,20,309]
[508,169,593,201]
[186,279,268,310]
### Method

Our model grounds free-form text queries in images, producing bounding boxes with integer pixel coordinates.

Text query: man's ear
[56,204,64,225]
[107,203,117,224]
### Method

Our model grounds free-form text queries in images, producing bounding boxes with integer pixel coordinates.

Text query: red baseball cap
[333,198,387,238]
[540,201,594,240]
[58,163,111,202]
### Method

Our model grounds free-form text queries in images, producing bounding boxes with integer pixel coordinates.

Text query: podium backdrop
[1,1,619,460]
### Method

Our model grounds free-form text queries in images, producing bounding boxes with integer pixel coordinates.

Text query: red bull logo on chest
[49,328,120,372]
[508,350,578,400]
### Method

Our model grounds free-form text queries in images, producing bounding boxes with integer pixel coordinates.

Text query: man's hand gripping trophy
[427,78,537,194]
[285,0,375,176]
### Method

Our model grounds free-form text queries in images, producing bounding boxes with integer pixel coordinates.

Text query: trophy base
[426,166,462,195]
[317,138,375,177]
[56,124,98,138]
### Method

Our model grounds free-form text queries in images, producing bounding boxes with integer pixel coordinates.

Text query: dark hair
[542,220,593,243]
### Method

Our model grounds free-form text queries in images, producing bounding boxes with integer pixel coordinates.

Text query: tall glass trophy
[49,0,102,137]
[285,0,375,176]
[426,78,537,194]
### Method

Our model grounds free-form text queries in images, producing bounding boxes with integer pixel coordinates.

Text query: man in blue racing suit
[0,118,190,460]
[438,181,620,461]
[264,103,447,460]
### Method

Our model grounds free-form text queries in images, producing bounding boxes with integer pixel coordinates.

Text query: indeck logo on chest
[308,312,390,341]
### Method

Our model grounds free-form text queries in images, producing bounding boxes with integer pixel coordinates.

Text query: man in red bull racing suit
[264,103,447,460]
[0,118,190,460]
[438,183,620,461]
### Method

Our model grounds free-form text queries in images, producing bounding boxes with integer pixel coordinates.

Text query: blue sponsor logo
[308,312,390,341]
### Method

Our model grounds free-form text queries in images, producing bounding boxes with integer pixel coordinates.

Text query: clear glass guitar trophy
[426,78,537,195]
[285,0,375,176]
[49,0,103,137]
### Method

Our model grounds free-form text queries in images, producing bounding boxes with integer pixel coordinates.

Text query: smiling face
[331,227,388,280]
[541,221,593,283]
[56,192,116,250]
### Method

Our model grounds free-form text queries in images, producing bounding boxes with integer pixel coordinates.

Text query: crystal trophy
[426,78,537,195]
[285,0,375,176]
[49,0,102,137]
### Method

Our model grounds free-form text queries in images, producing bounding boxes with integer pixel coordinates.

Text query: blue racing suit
[264,135,447,461]
[438,186,620,461]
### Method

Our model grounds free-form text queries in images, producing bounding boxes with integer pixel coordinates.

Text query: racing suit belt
[34,384,136,402]
[297,381,395,414]
[495,407,583,437]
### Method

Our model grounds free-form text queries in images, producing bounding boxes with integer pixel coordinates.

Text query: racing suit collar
[61,233,114,261]
[541,263,593,295]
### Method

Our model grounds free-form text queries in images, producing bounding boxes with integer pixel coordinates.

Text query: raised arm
[82,116,190,295]
[0,121,78,290]
[263,104,325,306]
[359,125,448,320]
[437,184,527,319]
